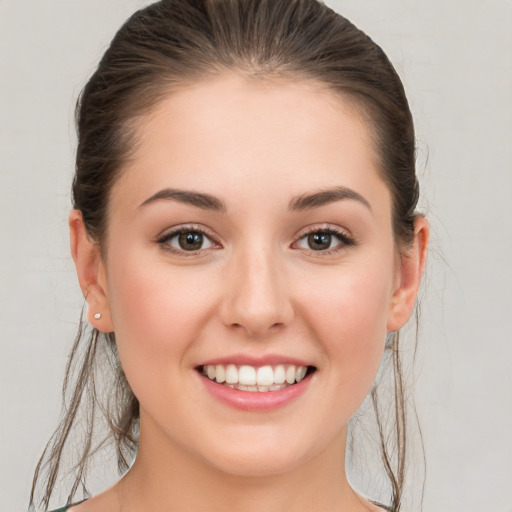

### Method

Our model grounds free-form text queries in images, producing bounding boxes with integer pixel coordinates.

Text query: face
[84,74,416,477]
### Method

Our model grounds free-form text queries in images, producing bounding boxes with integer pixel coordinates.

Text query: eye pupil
[308,232,331,250]
[179,231,203,250]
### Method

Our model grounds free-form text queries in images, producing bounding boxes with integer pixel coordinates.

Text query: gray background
[1,0,511,510]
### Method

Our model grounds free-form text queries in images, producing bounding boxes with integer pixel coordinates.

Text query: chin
[204,449,308,479]
[193,424,334,479]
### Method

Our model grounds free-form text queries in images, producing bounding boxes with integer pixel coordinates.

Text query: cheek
[302,261,393,338]
[108,247,212,331]
[296,259,394,402]
[104,250,217,392]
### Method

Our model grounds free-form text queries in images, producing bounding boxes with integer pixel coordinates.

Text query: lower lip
[199,373,313,412]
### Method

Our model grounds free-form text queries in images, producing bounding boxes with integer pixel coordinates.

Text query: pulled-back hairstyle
[30,1,422,510]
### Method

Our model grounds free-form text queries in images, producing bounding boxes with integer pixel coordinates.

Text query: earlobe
[69,210,114,332]
[387,216,429,332]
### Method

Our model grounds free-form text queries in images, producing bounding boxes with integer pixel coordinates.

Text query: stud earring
[93,313,102,320]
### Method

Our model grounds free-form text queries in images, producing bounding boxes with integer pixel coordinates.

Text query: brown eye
[178,231,204,251]
[307,232,332,251]
[160,229,215,253]
[294,227,355,254]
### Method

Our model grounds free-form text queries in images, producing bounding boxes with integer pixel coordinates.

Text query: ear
[69,210,114,332]
[387,216,429,332]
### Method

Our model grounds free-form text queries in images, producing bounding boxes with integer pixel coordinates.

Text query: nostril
[228,320,284,338]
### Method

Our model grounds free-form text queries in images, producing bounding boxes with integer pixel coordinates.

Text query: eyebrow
[139,185,370,213]
[289,186,371,211]
[139,188,226,212]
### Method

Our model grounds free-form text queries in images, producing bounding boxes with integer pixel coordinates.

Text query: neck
[117,415,374,512]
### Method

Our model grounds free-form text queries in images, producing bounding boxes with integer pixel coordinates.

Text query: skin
[69,73,428,512]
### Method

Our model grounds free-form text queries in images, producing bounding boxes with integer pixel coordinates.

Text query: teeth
[225,364,238,384]
[296,366,307,382]
[202,363,310,390]
[239,365,257,385]
[256,366,274,386]
[215,364,225,383]
[285,365,296,384]
[274,365,286,384]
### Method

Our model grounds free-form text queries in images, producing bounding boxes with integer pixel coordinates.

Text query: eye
[304,232,336,251]
[294,227,355,253]
[158,227,216,254]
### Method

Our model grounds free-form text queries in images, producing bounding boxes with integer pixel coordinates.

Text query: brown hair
[30,1,421,510]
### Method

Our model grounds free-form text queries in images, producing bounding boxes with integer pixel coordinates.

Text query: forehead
[113,73,390,216]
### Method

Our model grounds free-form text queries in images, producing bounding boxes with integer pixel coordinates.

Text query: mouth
[197,364,317,392]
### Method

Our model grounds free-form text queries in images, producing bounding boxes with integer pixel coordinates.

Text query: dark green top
[49,500,85,512]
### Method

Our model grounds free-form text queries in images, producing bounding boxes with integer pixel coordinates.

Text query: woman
[30,0,429,511]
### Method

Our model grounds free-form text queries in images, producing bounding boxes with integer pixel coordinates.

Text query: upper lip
[198,353,314,368]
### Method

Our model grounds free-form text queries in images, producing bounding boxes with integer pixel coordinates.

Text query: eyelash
[293,225,357,256]
[157,225,221,256]
[156,224,356,257]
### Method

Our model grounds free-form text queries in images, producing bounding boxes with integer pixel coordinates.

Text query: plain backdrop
[1,1,511,511]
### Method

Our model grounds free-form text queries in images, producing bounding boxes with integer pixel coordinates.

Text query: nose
[219,247,294,337]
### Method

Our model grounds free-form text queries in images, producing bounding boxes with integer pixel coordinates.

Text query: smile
[199,364,314,392]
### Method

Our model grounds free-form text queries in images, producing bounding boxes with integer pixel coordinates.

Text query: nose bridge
[221,241,293,336]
